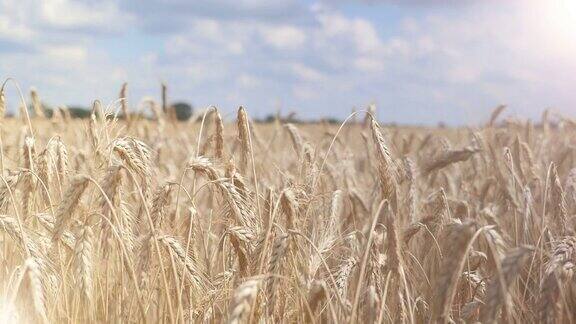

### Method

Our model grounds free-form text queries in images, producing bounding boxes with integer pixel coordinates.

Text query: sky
[1,0,576,125]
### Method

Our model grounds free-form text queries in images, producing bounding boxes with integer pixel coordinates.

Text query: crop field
[0,91,574,323]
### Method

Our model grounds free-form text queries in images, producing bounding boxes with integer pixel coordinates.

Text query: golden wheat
[0,92,573,323]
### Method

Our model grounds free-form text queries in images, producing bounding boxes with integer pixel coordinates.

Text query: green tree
[172,102,193,121]
[68,106,91,119]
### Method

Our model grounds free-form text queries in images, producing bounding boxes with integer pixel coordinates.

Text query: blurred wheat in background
[0,83,575,323]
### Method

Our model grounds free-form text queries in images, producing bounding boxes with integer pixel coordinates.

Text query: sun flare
[542,0,576,39]
[0,302,19,324]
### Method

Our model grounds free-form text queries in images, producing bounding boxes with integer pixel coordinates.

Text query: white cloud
[292,84,318,100]
[354,57,384,72]
[260,25,306,50]
[316,10,382,53]
[44,44,87,62]
[291,63,324,81]
[237,74,261,88]
[0,0,128,35]
[446,65,481,83]
[167,19,247,56]
[38,0,127,31]
[140,53,158,65]
[0,18,34,41]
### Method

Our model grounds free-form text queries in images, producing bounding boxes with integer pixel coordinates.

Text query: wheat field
[0,86,575,323]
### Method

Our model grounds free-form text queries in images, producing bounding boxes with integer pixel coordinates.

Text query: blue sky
[1,0,575,125]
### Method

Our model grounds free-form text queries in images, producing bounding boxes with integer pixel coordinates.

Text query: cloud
[0,0,129,35]
[316,10,382,53]
[120,0,307,33]
[43,44,88,62]
[330,0,502,6]
[37,0,128,32]
[260,25,306,50]
[290,63,325,81]
[353,57,385,72]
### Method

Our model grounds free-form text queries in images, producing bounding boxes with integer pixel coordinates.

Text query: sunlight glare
[545,0,576,39]
[0,301,20,324]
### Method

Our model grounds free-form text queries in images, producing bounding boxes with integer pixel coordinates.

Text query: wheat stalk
[52,175,90,242]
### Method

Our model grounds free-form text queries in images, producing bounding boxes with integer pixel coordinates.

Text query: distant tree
[172,102,193,121]
[24,103,53,118]
[323,117,342,125]
[44,107,54,118]
[263,114,276,123]
[68,106,91,119]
